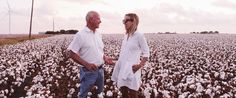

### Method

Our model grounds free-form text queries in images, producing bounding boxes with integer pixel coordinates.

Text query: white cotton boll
[104,85,107,89]
[150,78,156,85]
[55,82,59,87]
[117,91,122,96]
[46,84,52,88]
[189,84,196,89]
[17,82,21,87]
[106,90,113,97]
[204,73,210,79]
[222,81,227,85]
[9,71,14,77]
[40,95,46,98]
[196,83,203,93]
[98,92,104,98]
[4,89,8,95]
[113,82,116,85]
[94,86,98,90]
[0,80,3,84]
[45,94,49,97]
[48,77,53,82]
[153,89,158,97]
[46,90,50,94]
[57,76,61,79]
[229,73,234,77]
[88,92,92,96]
[4,77,8,81]
[67,94,72,98]
[144,88,150,98]
[76,83,80,88]
[66,72,70,76]
[48,95,53,98]
[10,88,14,93]
[186,77,195,84]
[220,93,231,98]
[0,94,5,98]
[161,90,170,98]
[110,86,113,89]
[170,85,175,91]
[219,72,225,80]
[16,77,21,82]
[106,79,111,83]
[216,85,221,90]
[69,88,75,94]
[26,91,32,96]
[72,77,76,81]
[35,94,41,97]
[24,86,29,91]
[0,90,4,94]
[214,72,219,78]
[179,92,190,98]
[38,90,44,95]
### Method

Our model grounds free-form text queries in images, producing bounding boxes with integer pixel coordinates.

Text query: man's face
[91,14,101,29]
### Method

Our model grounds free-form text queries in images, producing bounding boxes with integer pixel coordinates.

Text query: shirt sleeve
[138,33,150,58]
[67,33,83,54]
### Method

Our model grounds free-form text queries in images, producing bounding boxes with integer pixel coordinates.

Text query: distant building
[38,32,46,34]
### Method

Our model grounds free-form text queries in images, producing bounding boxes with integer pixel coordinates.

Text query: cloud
[212,0,236,11]
[132,2,236,33]
[61,0,108,5]
[1,0,236,34]
[34,0,58,18]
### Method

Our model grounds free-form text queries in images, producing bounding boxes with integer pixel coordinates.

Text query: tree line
[190,31,219,34]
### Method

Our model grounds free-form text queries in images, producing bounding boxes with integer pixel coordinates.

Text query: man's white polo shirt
[68,26,104,66]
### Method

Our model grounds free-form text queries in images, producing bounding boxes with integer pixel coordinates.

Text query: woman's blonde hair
[125,13,139,36]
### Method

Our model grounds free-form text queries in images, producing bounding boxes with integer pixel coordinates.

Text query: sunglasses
[122,19,134,24]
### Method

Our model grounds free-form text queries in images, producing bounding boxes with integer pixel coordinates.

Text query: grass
[0,34,53,46]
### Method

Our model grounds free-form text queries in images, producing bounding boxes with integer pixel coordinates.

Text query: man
[67,11,114,98]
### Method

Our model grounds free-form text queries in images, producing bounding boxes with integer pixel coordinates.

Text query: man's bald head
[85,11,101,32]
[86,11,99,22]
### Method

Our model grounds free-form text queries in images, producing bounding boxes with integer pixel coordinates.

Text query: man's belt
[98,64,104,69]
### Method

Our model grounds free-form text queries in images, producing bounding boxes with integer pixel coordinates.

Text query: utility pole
[7,0,11,34]
[29,0,34,39]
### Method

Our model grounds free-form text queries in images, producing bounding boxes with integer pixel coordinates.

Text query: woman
[111,13,150,98]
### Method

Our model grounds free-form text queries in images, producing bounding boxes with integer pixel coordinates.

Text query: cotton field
[0,34,236,98]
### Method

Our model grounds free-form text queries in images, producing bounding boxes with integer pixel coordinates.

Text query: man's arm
[69,50,98,71]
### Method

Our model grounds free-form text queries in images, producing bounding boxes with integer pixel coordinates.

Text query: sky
[0,0,236,34]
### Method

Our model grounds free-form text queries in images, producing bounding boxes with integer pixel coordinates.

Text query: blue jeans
[78,67,104,98]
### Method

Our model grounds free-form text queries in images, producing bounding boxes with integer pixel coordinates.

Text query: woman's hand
[132,57,148,73]
[132,64,142,73]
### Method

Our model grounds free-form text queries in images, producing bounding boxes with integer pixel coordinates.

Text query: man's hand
[85,63,98,71]
[104,56,115,65]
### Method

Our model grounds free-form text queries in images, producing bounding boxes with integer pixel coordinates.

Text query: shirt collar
[84,26,96,34]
